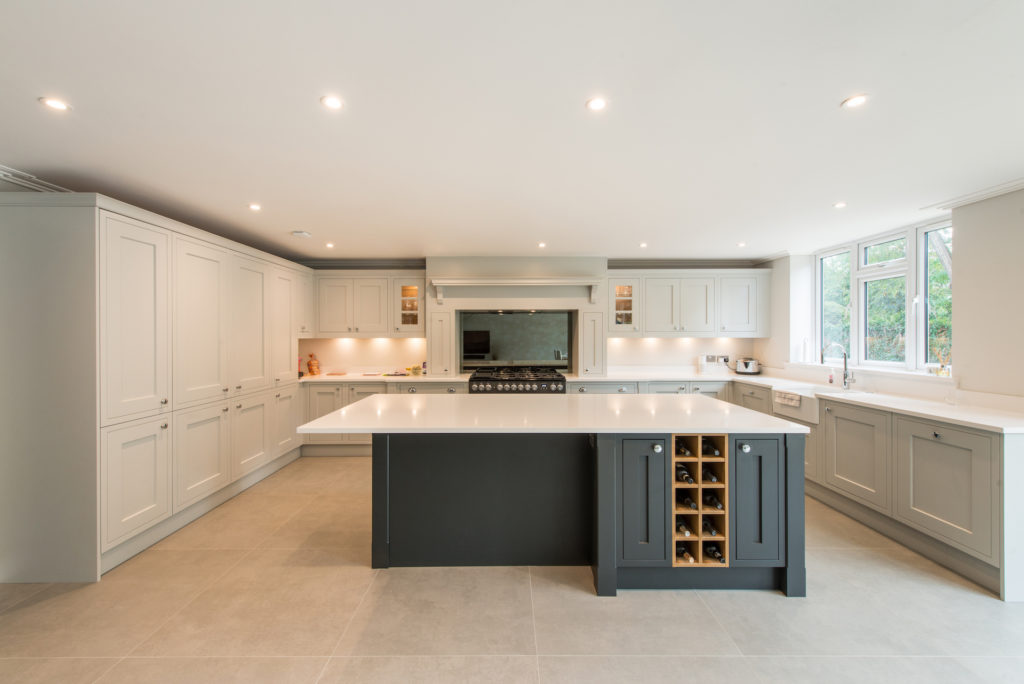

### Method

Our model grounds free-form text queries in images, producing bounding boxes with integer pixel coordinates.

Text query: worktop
[297,393,809,435]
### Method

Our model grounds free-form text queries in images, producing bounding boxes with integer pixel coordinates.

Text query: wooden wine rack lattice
[671,434,729,567]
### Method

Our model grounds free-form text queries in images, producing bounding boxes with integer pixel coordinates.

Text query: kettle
[735,358,761,375]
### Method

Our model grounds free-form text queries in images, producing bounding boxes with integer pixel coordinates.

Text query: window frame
[815,219,950,372]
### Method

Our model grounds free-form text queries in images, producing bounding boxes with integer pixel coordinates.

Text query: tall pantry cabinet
[0,194,313,583]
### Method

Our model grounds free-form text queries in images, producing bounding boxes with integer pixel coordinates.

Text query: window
[816,221,952,371]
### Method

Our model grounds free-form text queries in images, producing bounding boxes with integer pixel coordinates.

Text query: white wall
[608,337,754,368]
[299,337,427,374]
[753,255,815,368]
[952,188,1024,396]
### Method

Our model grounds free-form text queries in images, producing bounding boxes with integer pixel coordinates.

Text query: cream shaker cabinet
[231,392,274,480]
[579,311,606,375]
[643,278,679,333]
[608,278,642,335]
[295,273,314,337]
[316,277,390,335]
[823,401,892,514]
[99,211,171,426]
[427,311,453,376]
[643,277,715,335]
[101,416,172,551]
[272,384,303,456]
[392,277,425,334]
[736,383,772,414]
[173,238,231,408]
[228,256,272,394]
[306,384,346,444]
[679,277,715,333]
[173,401,232,512]
[718,276,757,334]
[345,383,386,444]
[270,268,300,385]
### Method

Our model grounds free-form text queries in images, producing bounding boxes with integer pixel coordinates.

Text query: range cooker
[469,367,566,393]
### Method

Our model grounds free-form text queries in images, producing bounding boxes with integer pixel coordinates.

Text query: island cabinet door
[730,436,785,565]
[618,438,670,566]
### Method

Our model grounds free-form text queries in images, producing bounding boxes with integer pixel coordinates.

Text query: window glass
[925,227,953,366]
[864,237,907,265]
[864,276,906,362]
[820,251,851,359]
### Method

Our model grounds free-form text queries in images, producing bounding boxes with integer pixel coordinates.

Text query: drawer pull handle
[275,393,281,398]
[222,407,229,412]
[236,385,242,390]
[447,387,456,393]
[409,388,417,393]
[222,387,229,392]
[933,432,942,439]
[740,443,751,453]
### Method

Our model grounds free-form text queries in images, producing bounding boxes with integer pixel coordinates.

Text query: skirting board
[100,447,301,575]
[301,443,372,457]
[805,480,1000,597]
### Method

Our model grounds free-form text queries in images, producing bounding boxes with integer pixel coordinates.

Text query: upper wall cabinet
[315,271,426,338]
[100,211,171,426]
[295,273,314,337]
[636,270,769,338]
[608,278,642,336]
[270,268,300,385]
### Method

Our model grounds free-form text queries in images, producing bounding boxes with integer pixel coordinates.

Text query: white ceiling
[2,1,1023,262]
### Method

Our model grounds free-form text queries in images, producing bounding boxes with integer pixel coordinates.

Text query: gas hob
[469,367,566,393]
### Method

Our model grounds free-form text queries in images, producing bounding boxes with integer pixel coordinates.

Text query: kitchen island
[299,393,809,596]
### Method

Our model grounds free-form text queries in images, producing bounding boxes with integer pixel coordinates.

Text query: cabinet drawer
[396,383,466,394]
[569,382,637,394]
[646,381,690,394]
[894,417,999,563]
[735,384,772,414]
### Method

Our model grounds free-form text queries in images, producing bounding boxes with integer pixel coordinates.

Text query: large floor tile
[259,494,371,552]
[0,549,245,657]
[804,497,900,549]
[248,456,370,496]
[335,566,536,656]
[539,655,758,683]
[320,656,539,683]
[530,566,740,656]
[954,656,1024,680]
[0,584,50,614]
[132,549,374,657]
[750,656,988,683]
[0,657,118,683]
[95,656,326,683]
[155,492,314,550]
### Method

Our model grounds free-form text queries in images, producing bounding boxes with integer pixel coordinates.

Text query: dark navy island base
[371,432,805,597]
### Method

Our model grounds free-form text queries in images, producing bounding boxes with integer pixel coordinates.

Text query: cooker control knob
[532,384,538,391]
[485,384,492,391]
[470,384,477,391]
[518,384,525,391]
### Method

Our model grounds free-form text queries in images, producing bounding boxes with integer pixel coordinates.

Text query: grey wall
[460,312,570,363]
[952,187,1024,396]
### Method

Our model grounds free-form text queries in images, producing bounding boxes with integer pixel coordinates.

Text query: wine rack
[672,434,728,567]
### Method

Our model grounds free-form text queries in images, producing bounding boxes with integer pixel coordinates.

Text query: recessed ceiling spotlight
[39,97,70,111]
[290,230,312,238]
[249,203,261,211]
[538,242,546,248]
[320,95,343,110]
[326,242,335,248]
[840,94,868,109]
[585,97,607,112]
[833,201,847,209]
[640,242,648,248]
[737,242,747,248]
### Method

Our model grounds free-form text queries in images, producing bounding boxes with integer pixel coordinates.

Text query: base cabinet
[735,383,772,414]
[394,382,466,394]
[823,401,891,514]
[730,436,785,565]
[618,438,669,566]
[894,417,998,563]
[173,402,232,512]
[101,416,172,551]
[231,393,273,479]
[346,383,386,444]
[569,382,637,394]
[272,384,303,455]
[305,382,385,444]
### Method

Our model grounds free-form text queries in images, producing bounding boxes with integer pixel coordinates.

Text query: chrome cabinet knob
[825,406,832,413]
[236,403,242,409]
[652,444,663,453]
[160,398,168,405]
[933,432,942,439]
[222,407,229,412]
[222,387,229,392]
[617,387,626,393]
[447,387,456,393]
[740,443,751,453]
[160,423,168,429]
[409,387,417,393]
[275,393,281,398]
[578,387,586,393]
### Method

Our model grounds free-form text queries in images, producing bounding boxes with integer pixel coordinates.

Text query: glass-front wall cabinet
[393,278,425,334]
[609,278,641,335]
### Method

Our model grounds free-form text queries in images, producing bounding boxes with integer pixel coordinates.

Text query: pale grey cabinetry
[735,383,772,414]
[689,381,729,399]
[894,417,999,563]
[646,382,689,394]
[305,382,386,444]
[569,382,638,394]
[230,392,274,480]
[271,384,303,456]
[395,383,466,394]
[173,401,232,511]
[823,401,891,514]
[347,384,386,445]
[101,416,172,551]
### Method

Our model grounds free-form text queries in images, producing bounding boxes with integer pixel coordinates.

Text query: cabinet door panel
[393,278,425,334]
[731,436,784,565]
[719,276,757,333]
[229,257,271,393]
[679,277,715,333]
[895,418,996,561]
[736,384,771,414]
[608,278,641,334]
[173,238,230,407]
[689,382,729,399]
[318,278,352,334]
[352,278,389,333]
[232,395,272,479]
[296,273,314,336]
[580,312,605,375]
[102,417,171,550]
[270,269,297,385]
[306,385,345,444]
[620,439,669,565]
[646,382,689,394]
[824,403,891,513]
[804,423,821,484]
[427,311,453,376]
[346,383,386,444]
[273,385,300,456]
[643,278,678,333]
[100,212,170,424]
[174,402,231,511]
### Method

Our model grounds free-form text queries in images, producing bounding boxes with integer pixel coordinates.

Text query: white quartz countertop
[300,373,472,384]
[297,393,810,435]
[813,391,1024,434]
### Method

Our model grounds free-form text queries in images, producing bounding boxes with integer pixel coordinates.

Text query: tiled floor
[1,456,1022,683]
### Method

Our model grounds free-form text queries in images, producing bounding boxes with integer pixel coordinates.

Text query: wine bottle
[705,544,726,563]
[702,519,719,537]
[676,444,692,457]
[701,438,720,456]
[675,463,694,484]
[703,493,724,510]
[702,468,718,483]
[676,520,692,537]
[680,495,698,510]
[677,549,695,564]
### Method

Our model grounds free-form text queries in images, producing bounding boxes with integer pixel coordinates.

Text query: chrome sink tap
[843,352,856,390]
